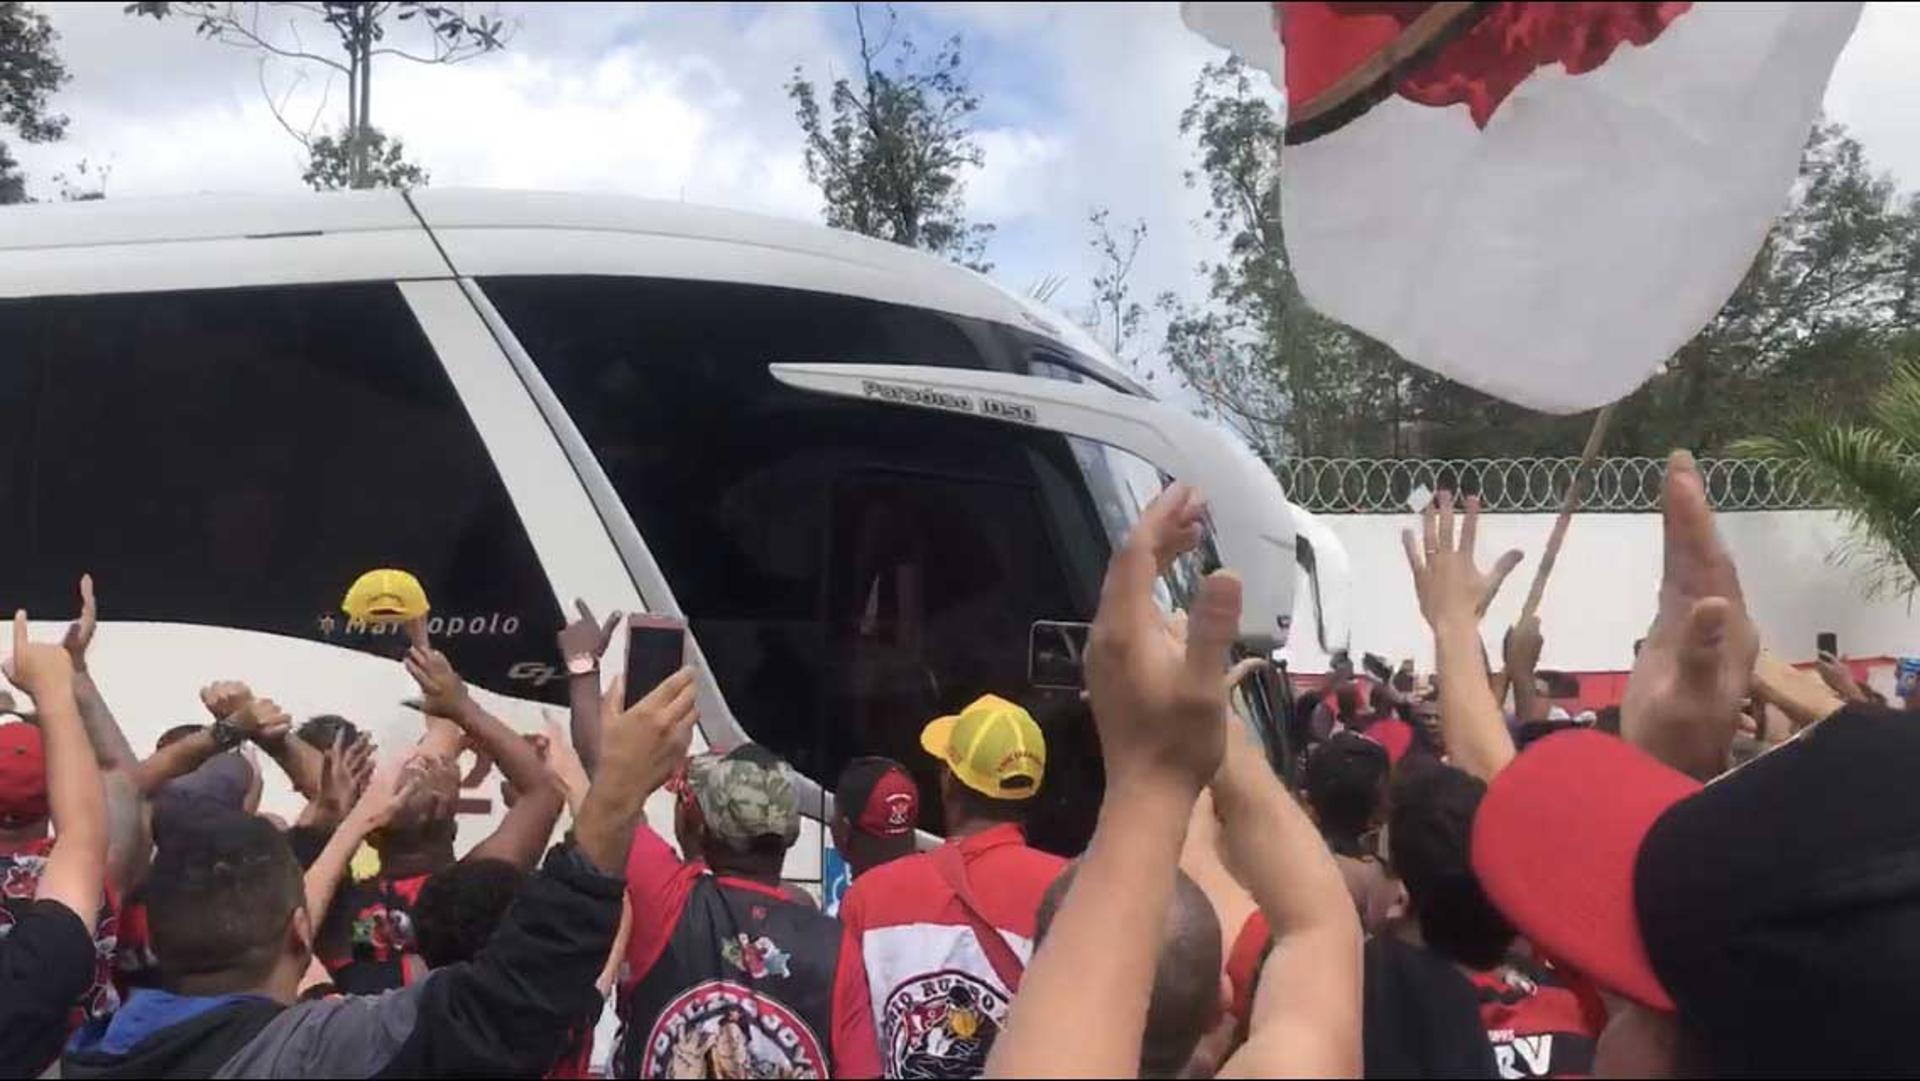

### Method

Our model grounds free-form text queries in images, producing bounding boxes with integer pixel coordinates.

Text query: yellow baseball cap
[920,694,1046,801]
[342,568,430,624]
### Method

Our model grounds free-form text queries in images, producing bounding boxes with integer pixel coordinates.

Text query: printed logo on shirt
[721,933,792,980]
[642,978,825,1079]
[882,969,1011,1079]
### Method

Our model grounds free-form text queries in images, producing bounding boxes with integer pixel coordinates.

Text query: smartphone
[626,614,688,709]
[1361,652,1393,683]
[1029,620,1092,691]
[1816,631,1838,660]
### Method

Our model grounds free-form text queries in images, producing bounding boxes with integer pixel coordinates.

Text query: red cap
[1365,717,1414,766]
[1471,730,1696,1011]
[0,724,49,826]
[854,767,919,837]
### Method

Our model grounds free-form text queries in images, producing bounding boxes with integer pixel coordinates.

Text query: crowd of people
[0,448,1913,1078]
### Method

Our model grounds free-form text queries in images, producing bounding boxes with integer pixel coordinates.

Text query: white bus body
[0,189,1349,879]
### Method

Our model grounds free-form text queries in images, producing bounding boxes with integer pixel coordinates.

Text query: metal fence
[1271,456,1827,513]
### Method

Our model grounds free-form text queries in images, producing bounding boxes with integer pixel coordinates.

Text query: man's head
[378,752,460,850]
[155,723,205,750]
[684,744,800,880]
[146,808,310,1000]
[0,722,49,839]
[1474,707,1920,1075]
[152,752,258,848]
[920,694,1045,831]
[830,756,921,879]
[1036,863,1225,1079]
[1387,762,1514,970]
[297,714,359,752]
[1303,732,1389,858]
[413,857,526,969]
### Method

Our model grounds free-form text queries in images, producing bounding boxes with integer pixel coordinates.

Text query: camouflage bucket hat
[688,745,800,846]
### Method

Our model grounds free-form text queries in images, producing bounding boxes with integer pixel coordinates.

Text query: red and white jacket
[831,823,1065,1078]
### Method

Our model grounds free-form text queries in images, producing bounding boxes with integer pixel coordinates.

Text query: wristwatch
[209,715,247,751]
[566,654,599,677]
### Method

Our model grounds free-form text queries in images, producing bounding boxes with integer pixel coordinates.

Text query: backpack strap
[930,841,1026,992]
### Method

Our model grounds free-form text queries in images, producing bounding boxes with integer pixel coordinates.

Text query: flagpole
[1492,403,1615,705]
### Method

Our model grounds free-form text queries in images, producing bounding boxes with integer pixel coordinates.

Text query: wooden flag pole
[1519,403,1616,623]
[1492,403,1615,707]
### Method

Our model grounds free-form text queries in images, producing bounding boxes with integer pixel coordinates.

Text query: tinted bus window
[0,283,562,701]
[484,275,1110,852]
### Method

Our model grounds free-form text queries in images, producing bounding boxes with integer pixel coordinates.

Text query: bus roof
[0,188,1144,393]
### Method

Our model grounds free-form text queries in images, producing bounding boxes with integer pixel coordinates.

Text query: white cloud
[11,0,1917,380]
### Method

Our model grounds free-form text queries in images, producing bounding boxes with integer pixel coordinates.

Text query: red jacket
[831,823,1065,1078]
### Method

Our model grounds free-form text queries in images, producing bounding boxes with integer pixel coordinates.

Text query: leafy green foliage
[302,126,426,190]
[1,1,69,205]
[126,2,504,190]
[1158,58,1920,461]
[1735,348,1920,597]
[787,4,992,271]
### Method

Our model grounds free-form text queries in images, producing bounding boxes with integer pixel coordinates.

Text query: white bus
[0,189,1350,882]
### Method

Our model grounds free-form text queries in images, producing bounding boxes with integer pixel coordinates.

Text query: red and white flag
[1181,2,1862,413]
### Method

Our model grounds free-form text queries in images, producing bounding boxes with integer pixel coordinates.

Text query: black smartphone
[1361,652,1393,683]
[1817,631,1838,660]
[1029,620,1093,691]
[626,614,687,709]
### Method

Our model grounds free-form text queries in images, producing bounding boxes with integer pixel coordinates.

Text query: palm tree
[1736,358,1920,597]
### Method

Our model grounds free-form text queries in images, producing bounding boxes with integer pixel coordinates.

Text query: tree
[1,1,69,205]
[1085,209,1148,372]
[1734,344,1920,598]
[1156,58,1418,459]
[126,1,506,191]
[1157,55,1920,461]
[787,3,993,271]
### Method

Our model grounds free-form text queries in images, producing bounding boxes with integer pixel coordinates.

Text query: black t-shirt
[0,899,98,1076]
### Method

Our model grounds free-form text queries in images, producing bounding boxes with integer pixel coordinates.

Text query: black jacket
[64,842,621,1079]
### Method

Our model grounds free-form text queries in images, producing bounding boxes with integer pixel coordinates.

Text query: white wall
[1286,510,1920,675]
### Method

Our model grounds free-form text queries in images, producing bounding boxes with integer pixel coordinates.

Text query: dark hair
[1036,863,1221,1078]
[1303,733,1389,857]
[1594,705,1623,736]
[946,773,1029,826]
[413,858,527,969]
[155,723,205,750]
[1387,763,1515,970]
[146,809,305,987]
[297,714,359,752]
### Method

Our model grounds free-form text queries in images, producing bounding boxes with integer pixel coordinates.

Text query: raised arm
[57,575,153,894]
[1214,721,1362,1078]
[198,681,324,800]
[305,755,417,928]
[406,646,561,870]
[1505,615,1547,724]
[1402,492,1524,781]
[988,483,1239,1079]
[136,693,290,795]
[10,612,107,931]
[556,600,621,778]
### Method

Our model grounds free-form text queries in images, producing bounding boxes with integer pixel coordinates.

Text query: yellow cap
[341,568,430,624]
[920,694,1046,801]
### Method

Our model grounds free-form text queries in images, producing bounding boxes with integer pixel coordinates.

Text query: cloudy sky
[13,1,1920,348]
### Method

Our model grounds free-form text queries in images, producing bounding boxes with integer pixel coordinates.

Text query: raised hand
[1504,615,1544,677]
[1402,491,1524,631]
[199,680,254,722]
[1813,655,1867,705]
[558,599,622,662]
[61,574,97,671]
[345,758,426,834]
[4,610,75,696]
[228,696,293,745]
[575,667,700,873]
[541,710,591,813]
[1619,451,1760,779]
[317,731,376,817]
[404,646,472,720]
[1084,482,1243,797]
